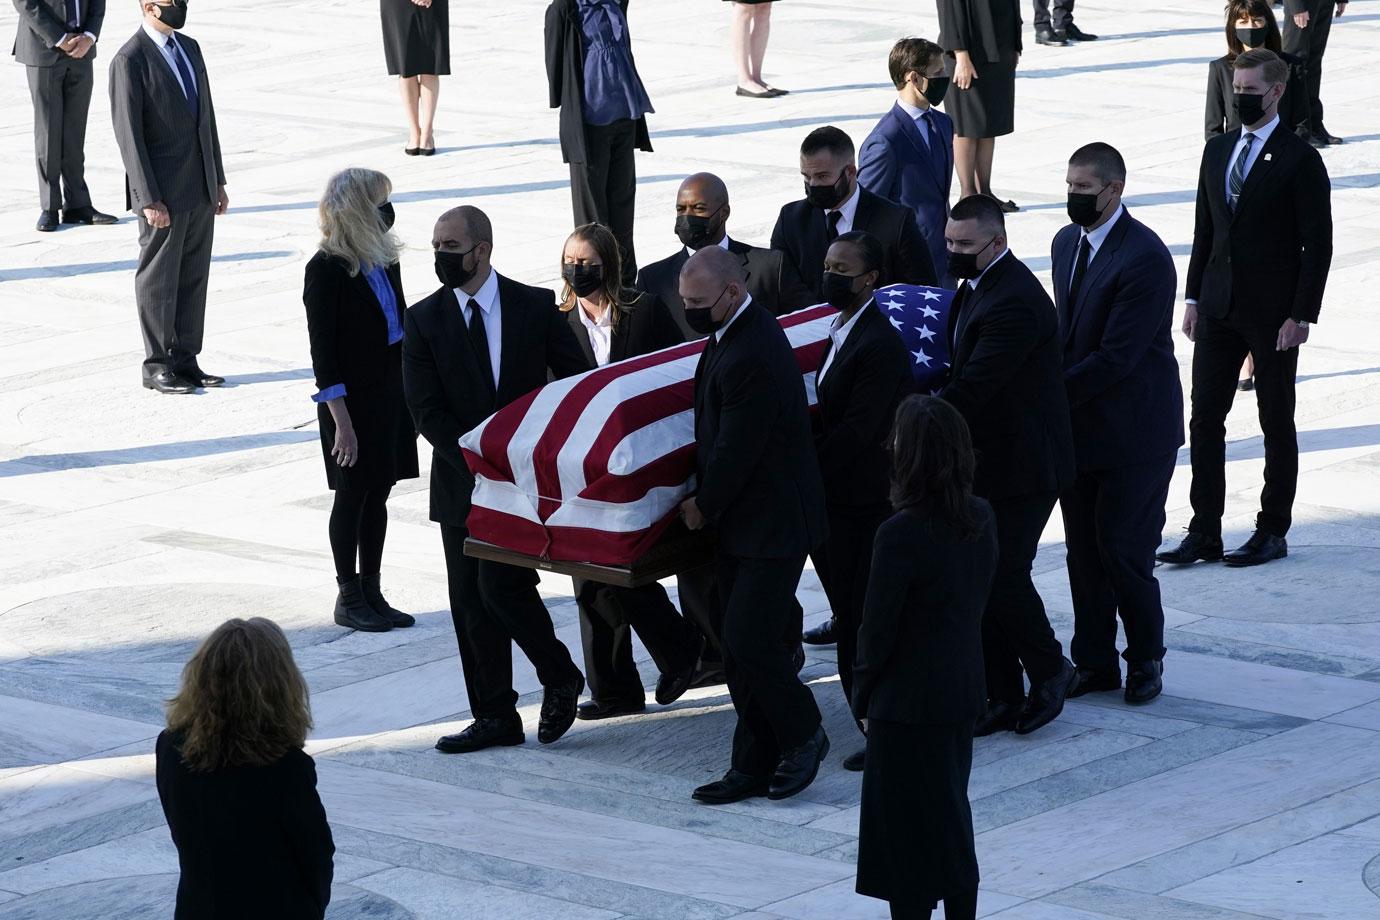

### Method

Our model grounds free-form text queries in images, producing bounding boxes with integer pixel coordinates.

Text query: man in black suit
[109,0,227,394]
[1052,144,1182,706]
[941,194,1076,737]
[1032,0,1097,46]
[812,231,912,771]
[638,172,814,337]
[1160,49,1332,569]
[403,205,592,754]
[771,126,936,304]
[1283,0,1347,146]
[679,246,829,805]
[12,0,117,231]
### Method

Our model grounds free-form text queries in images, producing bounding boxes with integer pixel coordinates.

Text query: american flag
[460,285,954,566]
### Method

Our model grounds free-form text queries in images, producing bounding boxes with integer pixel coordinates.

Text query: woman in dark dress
[557,223,703,720]
[1205,0,1308,139]
[936,0,1022,211]
[305,167,419,633]
[725,1,787,97]
[157,617,334,920]
[381,0,449,154]
[853,395,999,920]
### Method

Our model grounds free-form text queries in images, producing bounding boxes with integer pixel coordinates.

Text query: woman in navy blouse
[304,168,419,633]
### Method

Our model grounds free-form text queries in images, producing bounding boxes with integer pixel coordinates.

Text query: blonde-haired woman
[157,618,335,919]
[305,168,419,633]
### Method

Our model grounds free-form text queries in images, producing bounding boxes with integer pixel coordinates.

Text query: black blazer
[303,253,406,398]
[935,0,1022,64]
[693,300,827,558]
[12,0,104,65]
[1204,53,1307,140]
[636,238,815,339]
[1051,211,1184,470]
[941,252,1075,501]
[565,291,682,366]
[770,188,936,301]
[1185,123,1332,324]
[544,0,652,165]
[402,272,591,526]
[814,301,913,510]
[851,500,998,725]
[155,731,334,920]
[109,29,225,214]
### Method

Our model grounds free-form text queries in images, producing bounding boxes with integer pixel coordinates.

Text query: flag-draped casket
[460,285,955,570]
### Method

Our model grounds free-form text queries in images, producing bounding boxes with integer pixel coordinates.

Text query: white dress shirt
[456,268,502,387]
[578,302,614,366]
[828,184,862,236]
[684,234,733,258]
[1224,113,1279,202]
[896,98,933,146]
[1068,204,1125,289]
[818,299,872,383]
[714,294,753,342]
[967,247,1010,290]
[141,22,196,98]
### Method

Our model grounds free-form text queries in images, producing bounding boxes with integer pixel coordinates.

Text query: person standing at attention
[726,0,787,98]
[380,0,449,156]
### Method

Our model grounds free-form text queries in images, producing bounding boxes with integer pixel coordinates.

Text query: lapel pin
[1264,153,1273,162]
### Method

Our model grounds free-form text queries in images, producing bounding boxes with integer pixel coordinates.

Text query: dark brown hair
[166,618,311,771]
[887,37,945,90]
[888,395,982,542]
[1224,0,1282,59]
[1233,47,1289,87]
[559,223,640,322]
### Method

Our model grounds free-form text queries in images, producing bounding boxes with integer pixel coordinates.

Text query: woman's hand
[411,0,432,7]
[332,424,359,467]
[953,52,977,91]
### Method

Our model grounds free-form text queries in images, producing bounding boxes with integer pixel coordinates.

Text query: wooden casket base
[463,523,715,588]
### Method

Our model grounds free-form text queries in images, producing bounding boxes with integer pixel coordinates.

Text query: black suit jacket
[941,251,1074,500]
[1186,123,1332,324]
[1204,54,1307,140]
[402,272,591,526]
[303,252,407,398]
[770,188,936,301]
[156,731,334,920]
[1051,211,1183,470]
[565,291,682,366]
[636,238,815,339]
[109,29,225,214]
[814,301,913,510]
[935,0,1021,64]
[693,299,827,558]
[12,0,104,65]
[851,500,998,725]
[544,0,652,165]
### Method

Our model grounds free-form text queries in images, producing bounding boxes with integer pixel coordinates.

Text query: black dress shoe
[974,700,1021,737]
[769,725,829,800]
[1125,659,1164,705]
[987,194,1020,213]
[1067,667,1121,699]
[176,366,225,387]
[1016,657,1076,735]
[1315,125,1343,145]
[576,698,645,721]
[436,717,524,753]
[688,660,727,689]
[36,210,59,232]
[1223,531,1287,567]
[1156,531,1224,565]
[655,656,698,706]
[735,86,775,98]
[692,769,770,804]
[1305,133,1328,149]
[143,371,196,394]
[537,675,584,743]
[802,618,836,646]
[61,206,118,225]
[361,573,415,627]
[420,147,436,156]
[766,87,789,97]
[1065,24,1098,41]
[842,748,865,772]
[1237,376,1255,392]
[404,147,421,156]
[1036,28,1071,46]
[333,575,393,632]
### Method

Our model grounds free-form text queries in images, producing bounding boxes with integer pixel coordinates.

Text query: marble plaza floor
[2,0,1380,916]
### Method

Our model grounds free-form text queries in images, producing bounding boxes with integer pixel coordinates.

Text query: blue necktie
[168,37,200,121]
[920,110,946,175]
[64,0,79,29]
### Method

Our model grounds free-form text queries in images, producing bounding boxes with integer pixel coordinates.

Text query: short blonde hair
[318,167,404,276]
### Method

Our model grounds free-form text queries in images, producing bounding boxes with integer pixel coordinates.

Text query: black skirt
[943,57,1015,138]
[381,0,450,77]
[317,345,420,491]
[856,718,979,908]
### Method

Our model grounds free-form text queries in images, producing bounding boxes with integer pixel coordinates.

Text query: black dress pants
[440,525,582,721]
[575,578,700,704]
[569,118,638,283]
[811,504,890,716]
[719,552,822,777]
[1061,454,1175,675]
[135,203,215,379]
[25,56,93,212]
[982,492,1064,705]
[676,563,725,665]
[1188,312,1300,539]
[1282,0,1334,134]
[1032,0,1075,32]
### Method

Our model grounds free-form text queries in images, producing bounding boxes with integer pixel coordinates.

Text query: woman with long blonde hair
[305,168,419,633]
[157,618,335,919]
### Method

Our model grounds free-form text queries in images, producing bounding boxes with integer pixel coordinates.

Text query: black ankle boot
[334,575,393,632]
[360,573,415,627]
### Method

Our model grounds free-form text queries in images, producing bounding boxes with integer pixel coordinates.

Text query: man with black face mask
[771,126,935,303]
[402,205,592,756]
[1051,143,1181,706]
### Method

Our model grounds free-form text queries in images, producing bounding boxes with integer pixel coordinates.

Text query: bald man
[403,205,592,755]
[679,246,829,805]
[637,173,813,340]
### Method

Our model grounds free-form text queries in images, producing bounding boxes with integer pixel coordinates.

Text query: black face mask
[562,263,603,298]
[378,202,395,230]
[804,170,850,210]
[1066,184,1109,228]
[156,0,187,30]
[947,237,997,281]
[674,207,724,250]
[685,287,730,335]
[921,75,950,107]
[1235,25,1268,48]
[1233,91,1269,126]
[821,271,865,311]
[435,246,478,289]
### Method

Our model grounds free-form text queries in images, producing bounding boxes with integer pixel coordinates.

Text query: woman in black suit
[936,0,1022,211]
[1205,0,1308,140]
[381,0,449,154]
[853,395,999,920]
[305,168,419,633]
[158,617,334,919]
[558,222,702,720]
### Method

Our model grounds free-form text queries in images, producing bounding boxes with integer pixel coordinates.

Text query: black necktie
[466,298,496,397]
[826,210,842,243]
[64,0,79,28]
[1068,236,1092,314]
